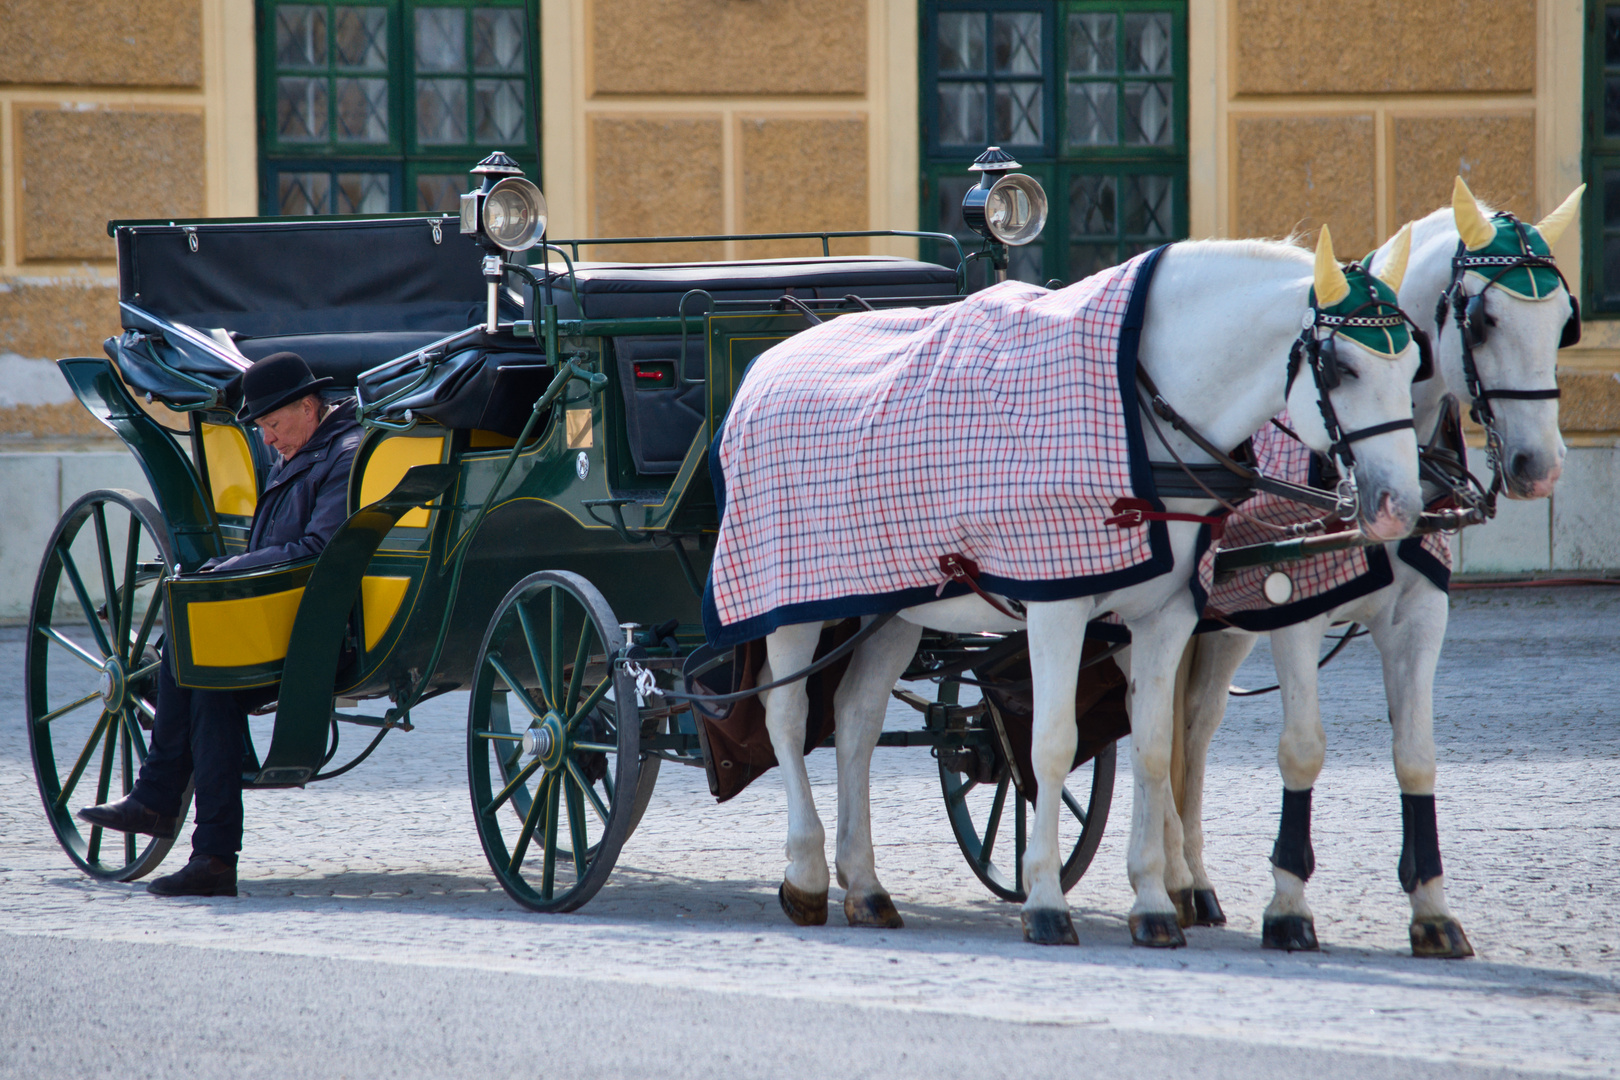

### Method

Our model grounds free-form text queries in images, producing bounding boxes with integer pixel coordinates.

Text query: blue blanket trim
[1396,536,1451,593]
[703,245,1174,649]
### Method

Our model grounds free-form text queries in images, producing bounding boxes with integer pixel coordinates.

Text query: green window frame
[1584,0,1620,314]
[258,0,540,215]
[921,0,1187,290]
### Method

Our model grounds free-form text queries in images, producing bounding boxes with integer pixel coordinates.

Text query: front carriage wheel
[468,571,643,913]
[938,678,1116,903]
[25,489,188,881]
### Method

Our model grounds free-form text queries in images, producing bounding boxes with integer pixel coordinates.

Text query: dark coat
[211,398,363,573]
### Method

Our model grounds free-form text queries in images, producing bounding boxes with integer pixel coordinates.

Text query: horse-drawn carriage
[27,151,1125,913]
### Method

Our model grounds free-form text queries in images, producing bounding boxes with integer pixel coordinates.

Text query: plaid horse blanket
[1197,415,1452,632]
[703,248,1174,647]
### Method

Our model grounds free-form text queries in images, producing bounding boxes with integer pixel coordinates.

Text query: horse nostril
[1510,451,1533,480]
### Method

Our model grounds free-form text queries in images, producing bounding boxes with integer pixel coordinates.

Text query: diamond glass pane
[336,172,391,214]
[1008,243,1044,284]
[1124,13,1172,74]
[279,172,331,215]
[276,5,326,68]
[993,12,1041,75]
[277,77,329,141]
[937,174,978,240]
[1124,174,1172,237]
[475,79,526,141]
[1067,13,1115,74]
[1068,243,1118,281]
[1067,81,1116,146]
[1607,78,1620,139]
[336,77,389,142]
[938,83,987,146]
[1607,7,1620,65]
[335,7,387,69]
[417,174,466,212]
[415,8,465,72]
[417,78,467,143]
[994,82,1042,144]
[474,8,526,72]
[1124,81,1172,146]
[938,12,986,73]
[1069,174,1117,237]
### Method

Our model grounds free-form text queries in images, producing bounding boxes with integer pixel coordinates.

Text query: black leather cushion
[541,256,961,320]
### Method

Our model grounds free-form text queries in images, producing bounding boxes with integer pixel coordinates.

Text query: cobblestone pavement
[2,588,1616,1076]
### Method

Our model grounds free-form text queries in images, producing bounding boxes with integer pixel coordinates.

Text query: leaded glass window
[1586,5,1620,311]
[259,1,538,214]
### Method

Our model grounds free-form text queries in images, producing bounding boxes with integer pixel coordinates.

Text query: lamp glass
[481,177,548,251]
[984,174,1048,246]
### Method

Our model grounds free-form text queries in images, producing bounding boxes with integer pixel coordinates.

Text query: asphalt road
[2,587,1617,1078]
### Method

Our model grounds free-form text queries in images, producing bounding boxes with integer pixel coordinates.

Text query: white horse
[1173,178,1584,957]
[726,229,1427,947]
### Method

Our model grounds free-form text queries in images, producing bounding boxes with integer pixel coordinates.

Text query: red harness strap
[936,553,1026,621]
[1104,497,1227,542]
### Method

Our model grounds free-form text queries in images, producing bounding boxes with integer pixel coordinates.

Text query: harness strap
[1479,387,1561,401]
[1104,497,1227,542]
[1332,417,1415,459]
[936,553,1026,621]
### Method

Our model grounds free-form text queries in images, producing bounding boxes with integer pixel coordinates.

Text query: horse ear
[1453,176,1496,252]
[1534,183,1586,248]
[1378,223,1413,294]
[1313,224,1350,307]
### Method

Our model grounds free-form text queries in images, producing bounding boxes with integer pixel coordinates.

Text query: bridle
[1431,213,1578,513]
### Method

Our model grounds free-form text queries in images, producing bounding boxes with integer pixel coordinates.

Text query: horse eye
[1336,361,1360,380]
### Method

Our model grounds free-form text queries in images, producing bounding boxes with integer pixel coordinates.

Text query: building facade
[0,0,1614,569]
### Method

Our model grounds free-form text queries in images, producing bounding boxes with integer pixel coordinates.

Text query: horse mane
[1171,236,1310,265]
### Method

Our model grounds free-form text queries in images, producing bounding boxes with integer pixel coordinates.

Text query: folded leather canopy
[540,256,962,319]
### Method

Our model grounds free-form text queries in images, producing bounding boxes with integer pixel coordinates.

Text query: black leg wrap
[1398,793,1444,894]
[1269,788,1315,882]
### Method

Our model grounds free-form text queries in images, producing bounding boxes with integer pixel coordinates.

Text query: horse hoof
[845,892,904,929]
[1128,912,1186,949]
[1192,889,1227,927]
[1172,888,1197,928]
[1410,918,1474,959]
[1021,908,1079,946]
[778,881,828,927]
[1261,915,1319,951]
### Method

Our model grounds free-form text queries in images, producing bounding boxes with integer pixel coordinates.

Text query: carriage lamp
[461,151,549,331]
[961,147,1049,281]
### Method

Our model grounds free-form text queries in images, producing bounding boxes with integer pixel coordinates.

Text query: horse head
[1432,177,1583,500]
[1285,224,1425,542]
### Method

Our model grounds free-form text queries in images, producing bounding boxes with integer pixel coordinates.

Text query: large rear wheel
[26,489,186,881]
[468,571,643,912]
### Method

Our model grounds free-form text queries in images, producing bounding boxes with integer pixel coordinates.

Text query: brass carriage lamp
[461,151,548,331]
[961,146,1048,282]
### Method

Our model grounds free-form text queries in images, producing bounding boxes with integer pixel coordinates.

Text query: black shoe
[147,855,238,897]
[77,794,180,839]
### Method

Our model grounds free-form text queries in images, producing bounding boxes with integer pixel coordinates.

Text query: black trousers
[131,643,252,864]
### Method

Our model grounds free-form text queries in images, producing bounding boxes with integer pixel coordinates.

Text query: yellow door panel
[187,587,306,667]
[360,575,411,651]
[201,423,258,517]
[360,436,446,528]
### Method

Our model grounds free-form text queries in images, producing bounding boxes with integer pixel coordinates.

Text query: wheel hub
[523,712,569,773]
[98,657,126,709]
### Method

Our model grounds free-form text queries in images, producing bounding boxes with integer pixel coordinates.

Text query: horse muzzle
[1503,449,1563,500]
[1357,486,1420,543]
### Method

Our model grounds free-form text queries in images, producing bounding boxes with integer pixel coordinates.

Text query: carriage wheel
[25,489,188,881]
[938,679,1116,903]
[468,571,643,913]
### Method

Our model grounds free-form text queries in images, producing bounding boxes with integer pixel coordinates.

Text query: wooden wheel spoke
[507,773,549,877]
[564,677,613,734]
[548,590,564,717]
[87,824,104,864]
[58,548,113,658]
[565,758,610,825]
[127,659,161,683]
[117,516,141,657]
[945,777,980,808]
[121,708,150,763]
[128,569,167,666]
[565,621,592,714]
[540,769,562,899]
[979,774,1010,867]
[41,625,105,671]
[1014,793,1027,894]
[485,654,547,721]
[119,720,136,864]
[92,711,119,807]
[515,601,554,712]
[564,771,590,878]
[37,689,101,726]
[1061,784,1087,827]
[92,505,121,642]
[483,756,542,817]
[53,710,113,809]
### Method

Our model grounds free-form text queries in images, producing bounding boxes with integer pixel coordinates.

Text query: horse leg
[764,622,832,926]
[832,617,923,929]
[1371,581,1473,958]
[1178,630,1259,926]
[1118,601,1200,948]
[1261,615,1332,951]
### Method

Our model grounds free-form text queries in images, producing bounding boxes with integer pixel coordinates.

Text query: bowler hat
[235,352,333,422]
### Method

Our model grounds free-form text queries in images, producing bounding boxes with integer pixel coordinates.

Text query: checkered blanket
[1199,415,1452,631]
[704,251,1169,647]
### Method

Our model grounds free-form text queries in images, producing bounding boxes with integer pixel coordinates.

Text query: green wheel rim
[26,489,187,881]
[937,677,1116,903]
[468,570,642,913]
